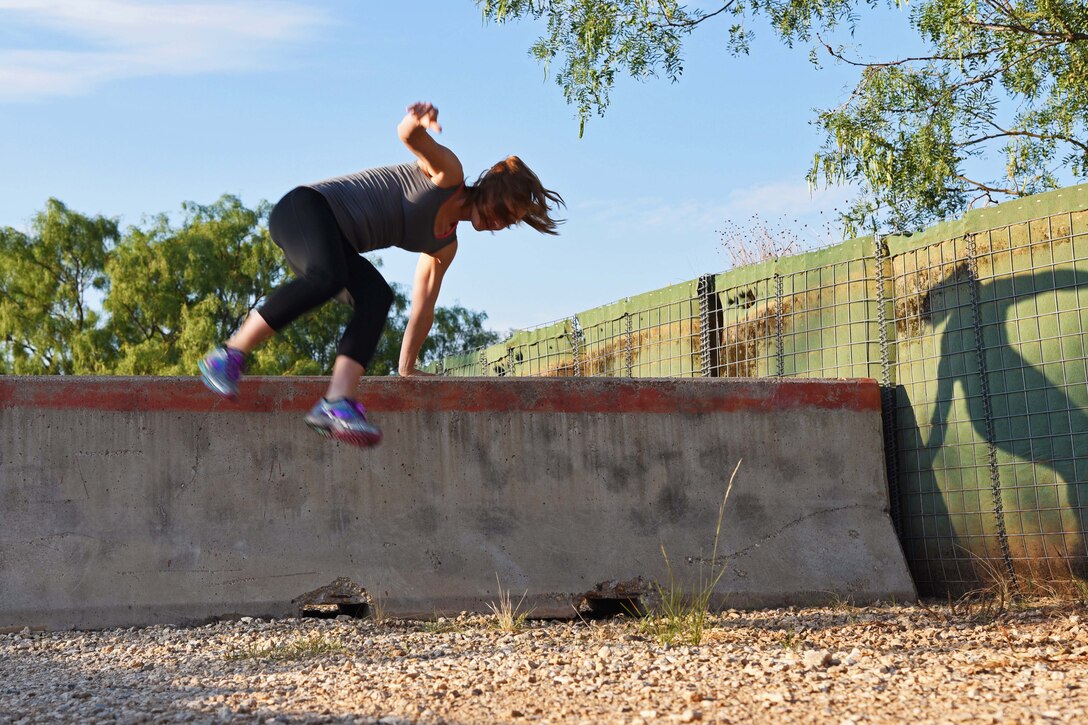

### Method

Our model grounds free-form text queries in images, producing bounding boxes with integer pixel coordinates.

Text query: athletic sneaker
[305,397,383,447]
[198,346,245,401]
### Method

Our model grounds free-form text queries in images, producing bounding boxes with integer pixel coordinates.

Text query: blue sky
[0,1,918,332]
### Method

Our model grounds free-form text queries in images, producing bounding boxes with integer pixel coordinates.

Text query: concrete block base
[0,376,915,630]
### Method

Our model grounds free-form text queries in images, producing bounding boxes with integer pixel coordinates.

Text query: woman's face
[471,200,525,232]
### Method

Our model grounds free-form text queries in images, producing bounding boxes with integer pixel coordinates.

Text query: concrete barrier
[0,376,915,630]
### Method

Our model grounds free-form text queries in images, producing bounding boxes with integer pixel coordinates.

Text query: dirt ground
[3,599,1087,724]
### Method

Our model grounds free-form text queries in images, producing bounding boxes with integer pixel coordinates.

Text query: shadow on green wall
[911,264,1088,587]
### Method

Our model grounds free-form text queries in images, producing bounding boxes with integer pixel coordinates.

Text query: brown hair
[466,155,565,234]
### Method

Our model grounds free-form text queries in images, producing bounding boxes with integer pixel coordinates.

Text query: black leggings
[258,186,394,368]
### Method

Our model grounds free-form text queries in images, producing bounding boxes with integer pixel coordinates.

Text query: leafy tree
[0,199,118,373]
[420,304,502,368]
[477,0,1088,232]
[476,0,859,136]
[809,0,1088,233]
[105,195,283,375]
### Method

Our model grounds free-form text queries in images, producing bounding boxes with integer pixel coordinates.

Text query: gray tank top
[307,163,460,254]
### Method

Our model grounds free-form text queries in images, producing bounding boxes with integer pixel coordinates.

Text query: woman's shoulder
[412,147,464,188]
[408,160,463,190]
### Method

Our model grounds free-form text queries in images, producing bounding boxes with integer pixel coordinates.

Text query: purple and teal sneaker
[198,346,245,401]
[305,398,383,447]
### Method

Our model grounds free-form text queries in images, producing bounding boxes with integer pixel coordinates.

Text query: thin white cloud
[577,180,857,236]
[0,0,327,101]
[720,180,856,219]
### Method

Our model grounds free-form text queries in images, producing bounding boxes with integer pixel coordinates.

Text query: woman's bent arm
[398,102,464,188]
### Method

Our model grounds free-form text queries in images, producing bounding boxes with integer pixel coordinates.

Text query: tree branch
[964,21,1088,42]
[955,174,1019,196]
[962,128,1088,154]
[979,0,1033,31]
[652,1,737,29]
[959,107,1088,153]
[822,35,1066,120]
[818,34,993,68]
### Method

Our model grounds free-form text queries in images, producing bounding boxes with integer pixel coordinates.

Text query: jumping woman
[198,102,564,446]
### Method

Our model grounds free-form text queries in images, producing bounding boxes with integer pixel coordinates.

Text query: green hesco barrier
[888,187,1088,592]
[705,238,883,380]
[595,280,702,378]
[435,183,1088,595]
[710,271,779,378]
[570,297,635,377]
[435,350,484,377]
[505,321,574,377]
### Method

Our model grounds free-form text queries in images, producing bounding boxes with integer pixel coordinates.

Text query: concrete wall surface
[0,376,915,630]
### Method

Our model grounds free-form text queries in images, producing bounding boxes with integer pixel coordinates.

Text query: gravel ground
[3,600,1088,724]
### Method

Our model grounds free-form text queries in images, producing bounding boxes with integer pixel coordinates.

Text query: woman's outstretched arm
[399,241,458,376]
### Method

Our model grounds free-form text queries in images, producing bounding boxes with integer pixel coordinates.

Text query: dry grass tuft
[487,574,531,633]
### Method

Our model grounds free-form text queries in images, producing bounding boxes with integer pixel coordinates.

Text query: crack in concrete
[721,503,878,560]
[217,571,318,586]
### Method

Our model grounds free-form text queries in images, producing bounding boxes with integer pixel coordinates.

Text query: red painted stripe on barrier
[0,376,880,414]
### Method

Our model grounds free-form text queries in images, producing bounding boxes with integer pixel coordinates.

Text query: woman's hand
[405,102,442,133]
[398,366,435,377]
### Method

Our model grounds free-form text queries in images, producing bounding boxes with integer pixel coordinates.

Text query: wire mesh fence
[432,186,1088,596]
[890,206,1088,593]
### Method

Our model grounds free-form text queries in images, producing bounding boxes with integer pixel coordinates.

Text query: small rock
[679,709,702,722]
[803,649,832,669]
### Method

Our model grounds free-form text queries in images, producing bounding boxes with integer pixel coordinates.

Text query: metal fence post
[966,232,1018,587]
[698,274,715,377]
[774,273,785,377]
[624,312,634,378]
[569,316,584,377]
[873,233,901,534]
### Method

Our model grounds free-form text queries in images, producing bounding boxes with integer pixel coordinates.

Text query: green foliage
[480,0,688,136]
[2,197,500,377]
[105,196,281,375]
[478,0,1088,232]
[476,0,861,136]
[0,199,118,373]
[810,0,1088,234]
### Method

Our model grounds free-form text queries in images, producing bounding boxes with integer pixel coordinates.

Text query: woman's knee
[301,265,348,298]
[375,278,395,312]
